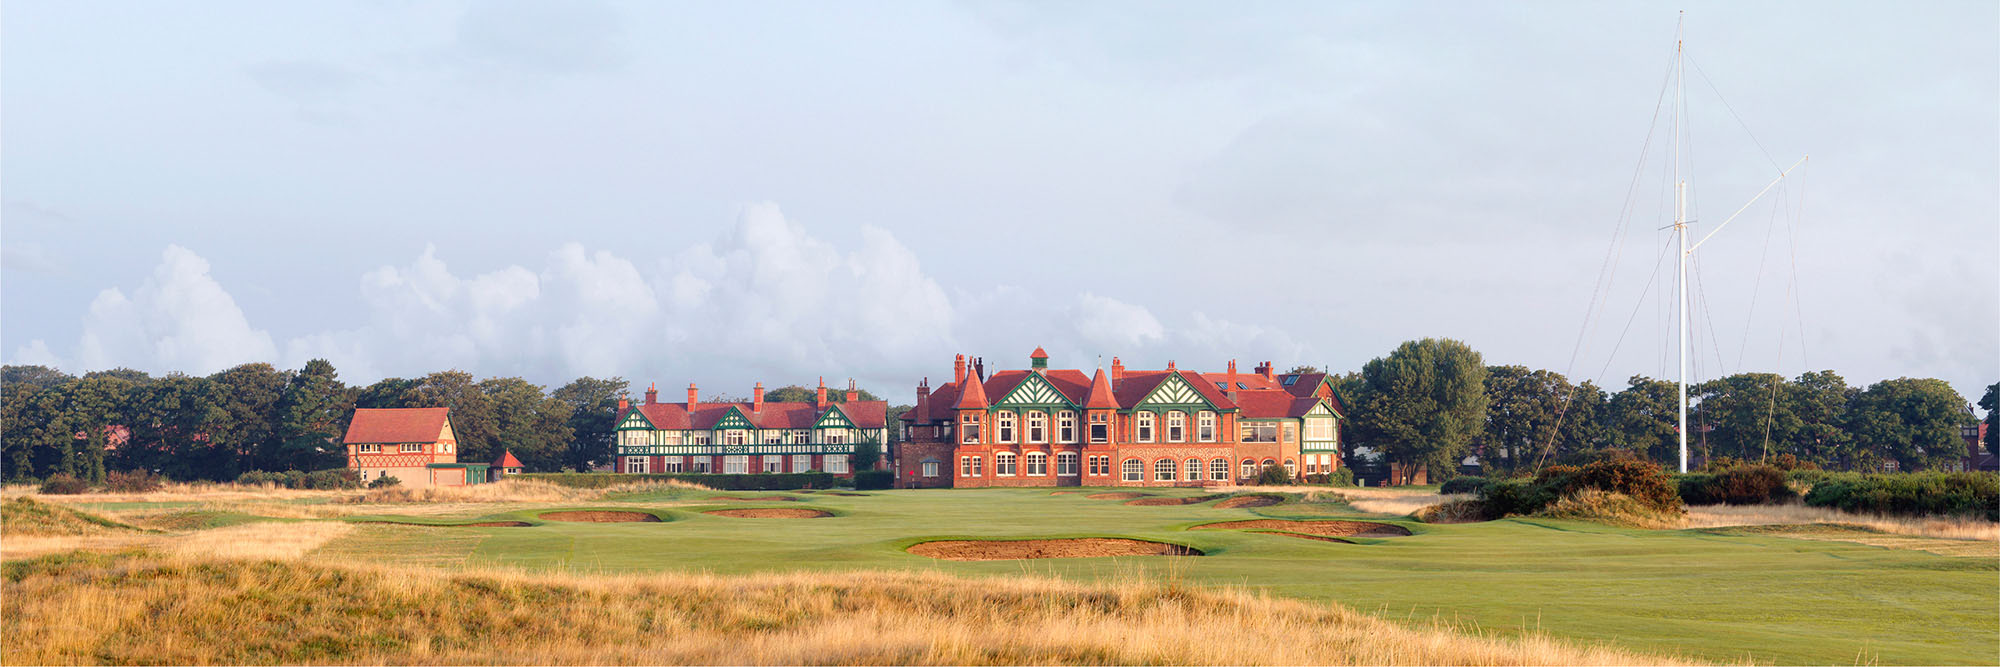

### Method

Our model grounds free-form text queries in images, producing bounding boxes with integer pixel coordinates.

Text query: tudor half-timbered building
[614,379,889,476]
[344,407,488,488]
[895,348,1346,488]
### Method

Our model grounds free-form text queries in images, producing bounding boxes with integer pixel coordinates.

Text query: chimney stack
[816,377,829,409]
[686,383,699,411]
[617,396,629,414]
[845,378,859,402]
[1111,357,1125,382]
[1166,360,1177,372]
[915,378,931,424]
[1228,359,1237,376]
[974,357,986,381]
[752,382,765,412]
[645,382,658,405]
[1256,361,1274,380]
[954,354,967,384]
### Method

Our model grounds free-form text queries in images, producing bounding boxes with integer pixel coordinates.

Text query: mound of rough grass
[0,551,1683,666]
[0,498,142,536]
[1534,490,1682,529]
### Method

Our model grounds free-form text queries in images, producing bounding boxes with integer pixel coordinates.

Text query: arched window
[1026,411,1046,443]
[1262,458,1277,470]
[996,411,1017,443]
[1197,412,1216,442]
[996,452,1018,476]
[1154,459,1177,481]
[1136,412,1155,442]
[1240,459,1255,479]
[1121,458,1144,482]
[1183,458,1201,480]
[1210,458,1229,480]
[1284,459,1297,477]
[1166,411,1186,442]
[1056,451,1079,476]
[1025,452,1048,476]
[1057,411,1077,443]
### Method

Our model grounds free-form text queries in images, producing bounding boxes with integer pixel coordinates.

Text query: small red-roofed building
[895,349,1348,489]
[492,450,525,479]
[343,407,486,488]
[612,378,891,477]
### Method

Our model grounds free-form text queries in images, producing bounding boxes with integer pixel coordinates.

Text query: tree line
[1330,338,1992,482]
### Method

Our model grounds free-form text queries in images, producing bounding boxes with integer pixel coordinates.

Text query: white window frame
[1025,452,1047,476]
[1198,411,1216,442]
[1154,459,1176,481]
[1057,411,1076,443]
[997,411,1017,443]
[1241,459,1255,479]
[1210,458,1229,481]
[1026,411,1046,444]
[725,430,746,446]
[663,456,684,473]
[762,455,783,473]
[1167,411,1185,443]
[1284,459,1297,477]
[1056,452,1079,476]
[358,444,381,454]
[995,452,1017,476]
[625,457,647,474]
[1184,458,1201,480]
[401,443,423,453]
[922,460,940,478]
[825,454,849,474]
[1088,412,1108,443]
[724,455,748,474]
[1136,412,1154,443]
[691,457,712,473]
[961,413,981,444]
[1121,459,1143,482]
[793,454,812,472]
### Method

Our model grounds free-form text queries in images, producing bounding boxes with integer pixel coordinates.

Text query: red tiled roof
[1030,346,1049,359]
[903,365,1332,422]
[1112,370,1237,410]
[954,374,989,409]
[344,408,451,444]
[627,400,890,430]
[1233,390,1326,419]
[493,450,524,468]
[1084,368,1117,408]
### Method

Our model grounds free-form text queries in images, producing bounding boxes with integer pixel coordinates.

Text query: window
[1027,411,1046,443]
[996,452,1018,476]
[1198,412,1216,442]
[764,430,782,444]
[922,460,940,477]
[1166,411,1185,442]
[997,411,1017,443]
[1262,458,1277,471]
[964,455,983,477]
[1215,382,1228,391]
[663,456,684,473]
[441,442,453,454]
[1183,458,1200,480]
[793,454,812,471]
[692,457,712,473]
[358,444,380,454]
[1088,412,1109,443]
[664,431,683,445]
[1282,423,1297,444]
[825,454,849,474]
[724,455,748,474]
[1210,458,1229,480]
[1242,423,1278,442]
[1026,452,1047,476]
[725,430,746,446]
[1057,411,1076,443]
[1241,459,1255,479]
[689,432,709,445]
[824,430,848,445]
[1121,459,1143,482]
[1283,375,1300,386]
[1154,459,1177,481]
[1307,418,1334,441]
[962,413,982,443]
[625,457,647,474]
[401,443,423,453]
[1306,458,1318,474]
[1088,455,1109,476]
[1056,452,1079,476]
[1284,459,1297,477]
[763,456,783,473]
[1136,412,1154,442]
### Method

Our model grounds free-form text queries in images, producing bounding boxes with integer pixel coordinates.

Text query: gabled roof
[493,450,524,468]
[344,408,451,444]
[626,400,891,430]
[954,373,990,409]
[1084,368,1118,409]
[1233,390,1324,419]
[1114,370,1235,410]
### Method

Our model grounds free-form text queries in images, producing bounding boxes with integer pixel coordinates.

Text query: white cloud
[70,245,279,374]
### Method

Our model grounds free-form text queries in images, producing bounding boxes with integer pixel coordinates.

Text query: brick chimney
[973,356,986,381]
[1256,361,1274,380]
[816,377,829,409]
[752,382,765,412]
[915,378,931,424]
[1166,360,1177,372]
[686,383,699,411]
[1110,357,1125,382]
[954,354,967,384]
[645,382,658,405]
[845,378,859,402]
[1228,359,1237,376]
[617,396,629,414]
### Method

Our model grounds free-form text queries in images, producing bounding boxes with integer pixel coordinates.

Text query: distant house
[492,450,525,479]
[343,407,488,488]
[614,378,889,476]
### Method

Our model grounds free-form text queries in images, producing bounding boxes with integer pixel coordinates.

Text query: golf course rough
[907,537,1203,560]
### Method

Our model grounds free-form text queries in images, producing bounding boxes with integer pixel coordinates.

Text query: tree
[1785,371,1854,468]
[123,374,232,480]
[403,371,498,463]
[1845,378,1974,472]
[1604,376,1679,466]
[1979,382,1998,455]
[209,363,290,474]
[1692,373,1796,464]
[478,377,572,472]
[273,359,351,471]
[2,365,73,391]
[1476,366,1604,477]
[552,376,628,471]
[1286,365,1322,375]
[765,384,882,404]
[1348,338,1488,485]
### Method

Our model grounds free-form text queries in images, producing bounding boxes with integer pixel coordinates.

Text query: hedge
[1676,464,1794,505]
[1478,458,1682,517]
[1439,476,1489,495]
[521,472,841,491]
[852,470,894,491]
[1800,472,1998,521]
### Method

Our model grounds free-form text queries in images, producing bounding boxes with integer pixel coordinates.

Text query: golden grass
[1682,502,2000,542]
[1536,490,1683,529]
[1334,487,1471,516]
[1,481,355,504]
[343,478,709,504]
[1,550,1693,666]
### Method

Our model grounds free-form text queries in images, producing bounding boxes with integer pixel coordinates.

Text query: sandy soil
[1214,495,1283,509]
[538,511,662,523]
[1125,495,1224,506]
[1192,519,1411,537]
[702,508,832,518]
[907,538,1202,560]
[1253,531,1354,543]
[1086,493,1149,500]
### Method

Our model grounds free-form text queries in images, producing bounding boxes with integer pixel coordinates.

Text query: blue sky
[4,1,1995,404]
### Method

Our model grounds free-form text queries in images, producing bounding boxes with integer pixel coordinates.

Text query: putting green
[313,487,1996,665]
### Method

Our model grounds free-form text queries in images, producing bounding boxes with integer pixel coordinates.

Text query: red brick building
[614,378,889,476]
[344,407,486,488]
[895,349,1346,489]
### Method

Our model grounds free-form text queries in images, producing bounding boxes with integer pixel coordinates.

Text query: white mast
[1675,15,1689,474]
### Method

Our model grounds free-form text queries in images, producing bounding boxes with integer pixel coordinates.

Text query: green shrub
[1477,459,1682,518]
[1440,476,1489,495]
[302,469,360,490]
[1802,472,1998,521]
[1255,464,1293,485]
[103,470,164,493]
[852,470,894,490]
[367,474,402,489]
[1677,464,1793,505]
[520,472,841,491]
[235,470,281,487]
[1537,489,1681,529]
[38,474,89,495]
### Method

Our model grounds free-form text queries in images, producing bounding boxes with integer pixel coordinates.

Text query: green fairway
[314,488,1997,665]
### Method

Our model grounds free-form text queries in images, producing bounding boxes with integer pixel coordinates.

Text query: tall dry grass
[341,477,709,504]
[1682,503,1999,542]
[1,550,1692,666]
[1,481,356,504]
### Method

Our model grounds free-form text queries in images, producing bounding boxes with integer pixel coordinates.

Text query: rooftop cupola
[1030,346,1049,370]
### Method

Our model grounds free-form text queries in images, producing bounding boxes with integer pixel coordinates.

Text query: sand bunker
[1255,531,1353,543]
[703,508,833,519]
[709,495,800,502]
[1086,492,1149,500]
[537,511,662,523]
[1215,495,1284,509]
[908,538,1203,560]
[1125,495,1224,506]
[1192,519,1410,537]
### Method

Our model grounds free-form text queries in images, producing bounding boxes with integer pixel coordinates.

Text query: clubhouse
[613,378,889,476]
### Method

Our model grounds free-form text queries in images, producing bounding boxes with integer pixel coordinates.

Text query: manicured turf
[318,488,1994,665]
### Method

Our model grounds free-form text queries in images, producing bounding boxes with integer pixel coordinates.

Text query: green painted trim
[712,406,754,431]
[815,404,856,429]
[991,372,1078,410]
